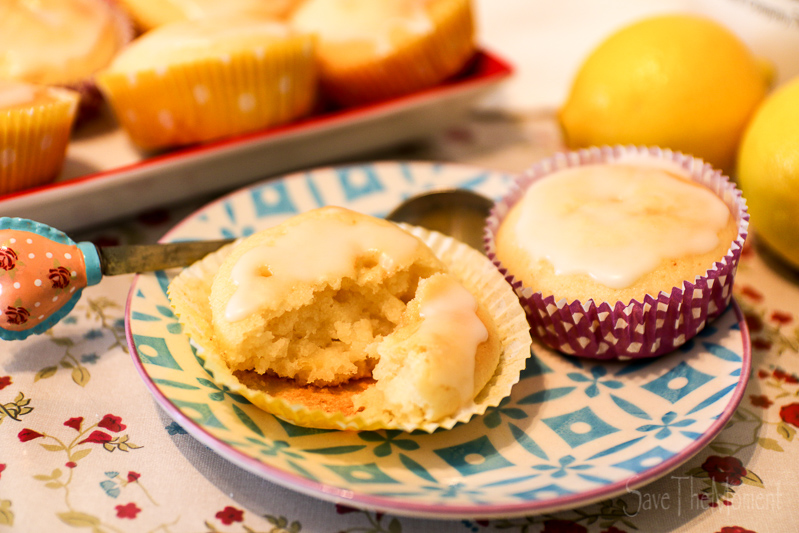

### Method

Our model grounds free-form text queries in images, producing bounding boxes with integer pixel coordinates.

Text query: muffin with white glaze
[116,0,303,31]
[169,206,531,432]
[0,0,132,119]
[486,146,749,359]
[0,81,80,194]
[290,0,476,106]
[95,15,316,150]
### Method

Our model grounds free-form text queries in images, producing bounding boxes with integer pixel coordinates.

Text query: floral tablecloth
[3,2,799,532]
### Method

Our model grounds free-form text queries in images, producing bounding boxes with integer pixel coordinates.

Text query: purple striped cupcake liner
[484,145,750,360]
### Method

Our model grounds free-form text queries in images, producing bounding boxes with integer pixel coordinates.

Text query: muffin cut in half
[169,206,531,432]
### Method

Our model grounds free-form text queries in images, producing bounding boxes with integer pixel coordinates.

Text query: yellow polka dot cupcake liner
[0,89,79,195]
[95,38,317,151]
[315,0,476,107]
[169,224,532,433]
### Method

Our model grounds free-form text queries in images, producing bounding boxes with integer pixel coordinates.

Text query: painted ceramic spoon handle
[0,218,233,340]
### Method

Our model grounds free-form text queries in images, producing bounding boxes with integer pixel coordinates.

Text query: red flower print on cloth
[5,306,29,325]
[772,369,799,384]
[127,471,140,483]
[752,339,772,351]
[115,502,141,519]
[0,375,11,390]
[215,506,244,525]
[739,285,763,302]
[0,464,6,479]
[0,247,17,270]
[64,417,83,431]
[749,395,773,408]
[65,462,77,468]
[757,369,769,379]
[18,428,43,442]
[541,520,587,533]
[770,310,792,325]
[701,456,747,485]
[98,414,126,432]
[780,403,799,428]
[744,312,763,333]
[48,266,71,289]
[78,430,112,445]
[716,527,757,533]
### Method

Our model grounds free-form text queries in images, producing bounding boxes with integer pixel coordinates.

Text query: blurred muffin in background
[0,0,133,120]
[0,81,80,194]
[291,0,476,107]
[116,0,304,31]
[95,15,317,151]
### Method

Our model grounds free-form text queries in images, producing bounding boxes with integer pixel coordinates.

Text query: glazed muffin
[95,15,317,150]
[116,0,303,31]
[169,206,531,432]
[0,81,80,194]
[0,0,132,118]
[486,146,749,359]
[290,0,476,106]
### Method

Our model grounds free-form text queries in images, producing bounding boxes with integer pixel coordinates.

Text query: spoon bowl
[385,189,493,253]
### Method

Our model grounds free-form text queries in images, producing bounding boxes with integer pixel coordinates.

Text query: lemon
[737,76,799,268]
[559,14,769,172]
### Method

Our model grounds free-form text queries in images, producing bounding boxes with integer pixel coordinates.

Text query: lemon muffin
[0,81,80,194]
[117,0,303,31]
[290,0,476,106]
[95,15,316,150]
[486,146,749,359]
[169,206,531,432]
[0,0,132,118]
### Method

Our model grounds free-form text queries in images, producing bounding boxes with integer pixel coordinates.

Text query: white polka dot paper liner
[485,146,750,360]
[95,31,317,151]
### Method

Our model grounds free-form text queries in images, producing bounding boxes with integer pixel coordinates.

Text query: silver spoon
[0,189,492,340]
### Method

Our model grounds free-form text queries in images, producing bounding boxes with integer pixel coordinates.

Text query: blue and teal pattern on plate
[126,162,751,519]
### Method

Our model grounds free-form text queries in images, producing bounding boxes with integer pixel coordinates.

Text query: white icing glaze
[0,0,121,84]
[412,275,487,407]
[513,164,731,289]
[0,81,36,108]
[166,0,284,19]
[226,209,421,322]
[292,0,433,57]
[109,17,293,72]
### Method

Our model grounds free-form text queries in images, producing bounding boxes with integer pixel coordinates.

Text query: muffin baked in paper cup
[169,223,531,433]
[0,85,80,194]
[484,145,749,360]
[69,0,135,122]
[95,20,316,151]
[290,0,475,107]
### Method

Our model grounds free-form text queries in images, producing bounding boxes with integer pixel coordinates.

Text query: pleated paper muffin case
[484,145,750,360]
[0,87,80,195]
[95,28,317,151]
[169,224,532,433]
[59,0,134,124]
[291,0,476,107]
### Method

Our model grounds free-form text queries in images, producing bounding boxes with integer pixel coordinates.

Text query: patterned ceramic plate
[125,161,751,519]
